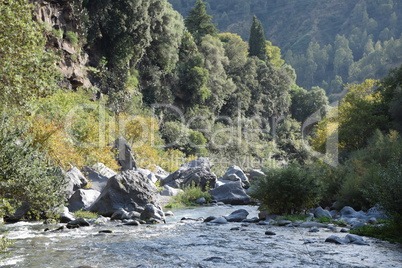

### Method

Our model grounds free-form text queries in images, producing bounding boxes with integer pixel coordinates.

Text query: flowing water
[1,205,401,268]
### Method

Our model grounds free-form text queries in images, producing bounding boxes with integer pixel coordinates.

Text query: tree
[249,15,267,61]
[0,0,60,108]
[184,0,217,44]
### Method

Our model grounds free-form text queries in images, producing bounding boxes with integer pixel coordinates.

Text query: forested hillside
[169,0,402,96]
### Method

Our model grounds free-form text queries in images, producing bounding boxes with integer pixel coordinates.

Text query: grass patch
[164,184,212,208]
[350,221,402,244]
[74,209,98,219]
[277,214,309,222]
[316,216,332,223]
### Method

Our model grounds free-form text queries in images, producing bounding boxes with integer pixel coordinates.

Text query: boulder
[92,163,117,178]
[113,138,138,171]
[225,209,249,222]
[209,181,251,205]
[265,231,276,235]
[367,206,388,220]
[161,158,217,191]
[314,207,332,219]
[65,166,88,198]
[67,218,90,229]
[140,204,165,223]
[60,207,75,223]
[151,165,170,180]
[68,189,101,212]
[111,208,130,220]
[209,217,228,224]
[345,234,369,245]
[160,185,184,197]
[194,197,206,205]
[82,164,116,192]
[325,234,369,246]
[89,169,165,222]
[299,222,328,228]
[277,220,292,226]
[325,235,346,244]
[137,168,158,184]
[248,169,265,181]
[221,166,250,189]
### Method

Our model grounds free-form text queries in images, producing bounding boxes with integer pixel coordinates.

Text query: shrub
[249,164,321,214]
[65,31,79,46]
[74,209,98,220]
[167,184,212,207]
[0,120,66,219]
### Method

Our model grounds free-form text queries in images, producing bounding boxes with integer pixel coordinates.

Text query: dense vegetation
[0,0,401,244]
[169,0,402,96]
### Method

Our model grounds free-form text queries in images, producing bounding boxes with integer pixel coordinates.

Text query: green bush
[0,119,66,219]
[249,164,321,214]
[65,31,79,47]
[336,130,402,212]
[166,184,212,208]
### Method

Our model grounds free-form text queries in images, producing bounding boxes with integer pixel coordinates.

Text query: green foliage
[29,90,119,170]
[351,221,402,244]
[290,85,328,123]
[0,0,60,108]
[184,0,217,44]
[171,183,212,207]
[0,118,66,219]
[249,164,321,214]
[74,209,98,220]
[312,79,388,154]
[65,31,79,47]
[249,15,267,61]
[277,214,309,222]
[335,130,402,213]
[316,216,332,223]
[0,236,13,257]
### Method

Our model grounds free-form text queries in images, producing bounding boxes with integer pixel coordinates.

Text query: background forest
[170,0,402,98]
[0,0,401,238]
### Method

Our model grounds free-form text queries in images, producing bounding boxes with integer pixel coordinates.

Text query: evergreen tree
[249,15,267,61]
[184,0,217,44]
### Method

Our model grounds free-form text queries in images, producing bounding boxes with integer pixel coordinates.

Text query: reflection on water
[1,205,401,267]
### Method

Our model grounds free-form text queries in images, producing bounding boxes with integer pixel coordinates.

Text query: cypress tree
[185,0,217,43]
[249,15,267,61]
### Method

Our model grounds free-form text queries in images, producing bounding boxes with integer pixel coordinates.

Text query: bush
[336,130,402,212]
[166,184,212,208]
[0,120,66,219]
[65,31,79,46]
[249,164,321,214]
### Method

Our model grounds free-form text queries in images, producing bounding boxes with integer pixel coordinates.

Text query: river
[1,205,401,267]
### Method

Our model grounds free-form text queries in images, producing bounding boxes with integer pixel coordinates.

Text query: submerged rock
[225,209,249,222]
[209,217,228,224]
[325,234,369,245]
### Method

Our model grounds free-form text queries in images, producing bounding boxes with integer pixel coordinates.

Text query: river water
[1,205,401,267]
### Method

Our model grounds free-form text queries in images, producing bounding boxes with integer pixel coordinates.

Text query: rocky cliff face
[32,0,91,89]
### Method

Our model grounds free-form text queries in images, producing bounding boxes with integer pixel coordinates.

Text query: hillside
[169,0,402,95]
